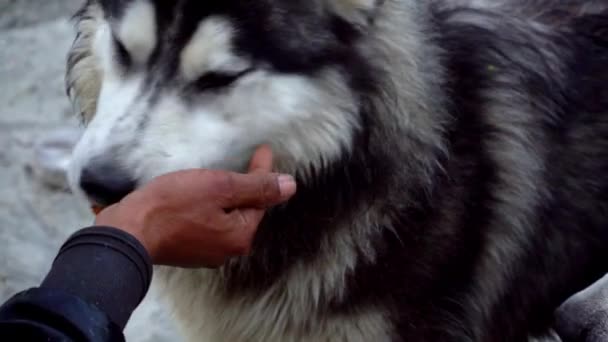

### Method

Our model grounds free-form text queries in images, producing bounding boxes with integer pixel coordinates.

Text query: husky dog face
[67,0,379,205]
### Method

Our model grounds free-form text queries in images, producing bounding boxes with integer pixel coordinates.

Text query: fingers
[151,145,296,222]
[248,145,274,174]
[224,207,270,256]
[219,172,296,208]
[217,145,297,208]
[220,146,296,255]
[224,208,266,254]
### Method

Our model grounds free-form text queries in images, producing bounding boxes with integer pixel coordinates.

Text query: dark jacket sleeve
[0,226,153,341]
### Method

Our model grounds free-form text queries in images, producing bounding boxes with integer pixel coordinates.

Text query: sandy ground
[0,2,179,341]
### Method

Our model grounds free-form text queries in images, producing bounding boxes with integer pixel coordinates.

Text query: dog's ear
[325,0,382,26]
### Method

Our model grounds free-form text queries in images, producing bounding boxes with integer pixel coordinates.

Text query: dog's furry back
[66,0,608,341]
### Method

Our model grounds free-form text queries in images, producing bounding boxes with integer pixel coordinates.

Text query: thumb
[220,173,296,209]
[219,145,296,208]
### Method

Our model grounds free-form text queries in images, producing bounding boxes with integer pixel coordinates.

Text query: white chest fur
[156,260,392,342]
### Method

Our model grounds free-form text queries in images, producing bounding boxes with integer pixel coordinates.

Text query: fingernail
[278,174,297,199]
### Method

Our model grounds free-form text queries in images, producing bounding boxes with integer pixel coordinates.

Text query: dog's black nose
[79,162,136,206]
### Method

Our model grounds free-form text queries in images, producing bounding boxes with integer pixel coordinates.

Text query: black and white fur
[65,0,608,340]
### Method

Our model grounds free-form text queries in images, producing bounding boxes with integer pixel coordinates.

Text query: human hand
[94,146,296,268]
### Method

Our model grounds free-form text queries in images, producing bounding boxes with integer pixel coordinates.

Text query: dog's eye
[113,38,131,67]
[194,69,253,91]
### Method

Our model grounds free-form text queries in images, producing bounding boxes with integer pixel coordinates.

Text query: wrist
[94,203,158,262]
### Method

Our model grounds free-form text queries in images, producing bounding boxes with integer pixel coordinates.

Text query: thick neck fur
[219,0,450,295]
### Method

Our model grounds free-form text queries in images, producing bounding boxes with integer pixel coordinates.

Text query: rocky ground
[0,1,179,341]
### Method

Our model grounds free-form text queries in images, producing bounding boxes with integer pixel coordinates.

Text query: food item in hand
[92,206,104,215]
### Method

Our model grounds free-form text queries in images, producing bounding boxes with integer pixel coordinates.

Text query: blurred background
[0,1,178,340]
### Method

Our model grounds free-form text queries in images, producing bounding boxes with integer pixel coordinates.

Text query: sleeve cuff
[40,226,153,329]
